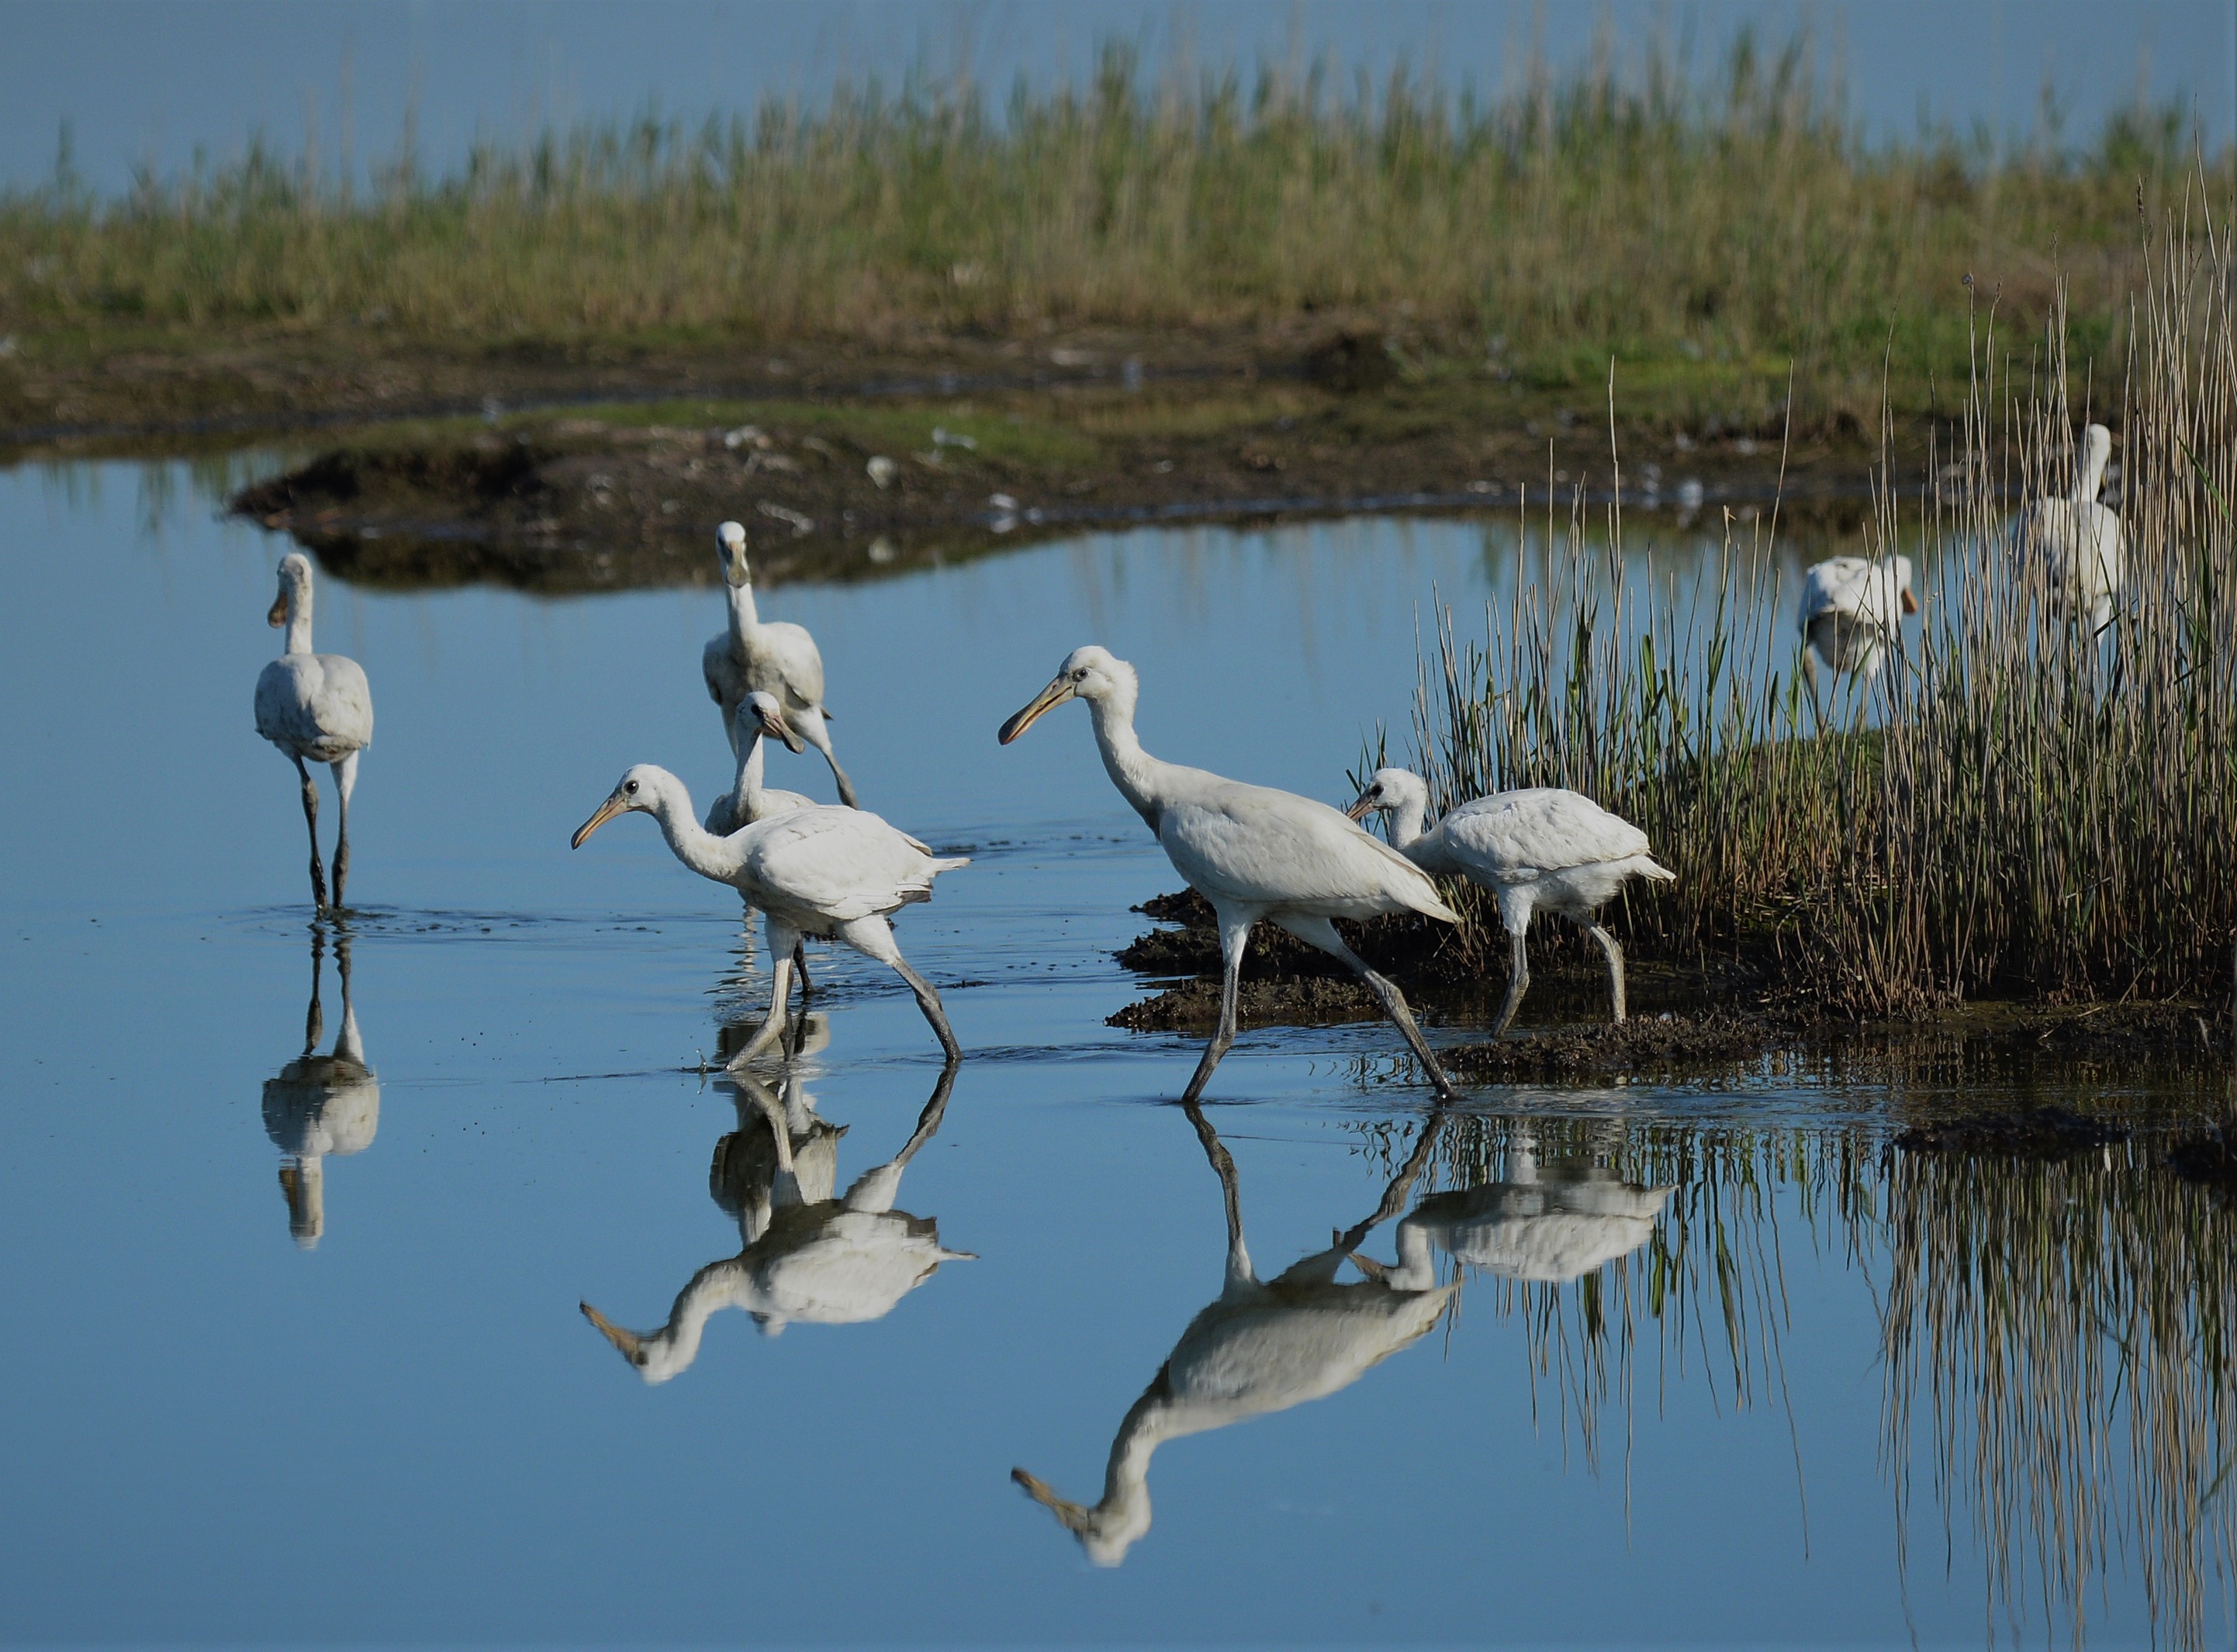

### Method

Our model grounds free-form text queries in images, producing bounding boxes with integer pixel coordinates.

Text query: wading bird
[2011,421,2125,634]
[580,1063,969,1383]
[1012,1102,1450,1566]
[1347,769,1672,1036]
[1796,554,1916,694]
[999,647,1460,1102]
[704,520,857,805]
[254,553,373,909]
[705,691,818,835]
[571,710,967,1063]
[261,929,379,1249]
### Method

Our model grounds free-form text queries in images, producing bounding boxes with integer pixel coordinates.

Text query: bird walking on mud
[572,703,967,1064]
[254,552,373,911]
[999,645,1461,1102]
[1796,553,1916,696]
[1347,769,1672,1036]
[2011,421,2125,635]
[704,520,857,806]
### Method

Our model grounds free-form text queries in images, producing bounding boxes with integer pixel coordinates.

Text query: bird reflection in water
[1011,1102,1454,1567]
[579,1052,971,1384]
[261,926,379,1249]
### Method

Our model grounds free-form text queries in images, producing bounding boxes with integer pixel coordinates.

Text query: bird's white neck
[730,726,770,821]
[652,786,746,883]
[2073,431,2111,503]
[725,580,762,648]
[1385,792,1431,852]
[1084,682,1167,825]
[283,586,315,655]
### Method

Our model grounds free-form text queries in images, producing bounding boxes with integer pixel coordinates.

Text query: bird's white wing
[256,653,372,755]
[704,633,745,710]
[1797,556,1872,624]
[749,620,828,709]
[313,654,375,747]
[1160,782,1456,920]
[1439,789,1654,877]
[742,807,959,920]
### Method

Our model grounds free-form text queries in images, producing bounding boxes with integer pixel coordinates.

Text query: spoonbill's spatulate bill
[254,553,373,910]
[703,520,858,806]
[1796,553,1916,693]
[1348,768,1674,1036]
[998,645,1461,1101]
[2011,421,2125,634]
[572,707,967,1063]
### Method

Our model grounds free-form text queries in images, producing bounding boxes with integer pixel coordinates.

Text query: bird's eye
[1072,669,1088,683]
[624,780,639,795]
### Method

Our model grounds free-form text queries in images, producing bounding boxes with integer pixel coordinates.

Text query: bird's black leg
[1276,914,1461,1101]
[292,755,327,911]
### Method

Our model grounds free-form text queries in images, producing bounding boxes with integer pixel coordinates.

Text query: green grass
[1,34,2227,428]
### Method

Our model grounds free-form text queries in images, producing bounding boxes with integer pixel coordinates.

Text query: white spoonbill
[704,520,857,805]
[704,691,818,835]
[1000,646,1461,1102]
[581,1063,970,1383]
[261,930,379,1249]
[2011,421,2125,634]
[1012,1101,1450,1565]
[1347,768,1673,1036]
[571,712,967,1064]
[254,553,373,909]
[1796,554,1916,693]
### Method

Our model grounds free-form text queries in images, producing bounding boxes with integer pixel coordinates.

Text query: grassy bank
[2,36,2228,439]
[1405,178,2236,1014]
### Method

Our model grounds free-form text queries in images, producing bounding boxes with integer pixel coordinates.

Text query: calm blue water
[0,458,2224,1647]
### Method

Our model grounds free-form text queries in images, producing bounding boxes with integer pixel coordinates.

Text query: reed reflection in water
[260,925,378,1249]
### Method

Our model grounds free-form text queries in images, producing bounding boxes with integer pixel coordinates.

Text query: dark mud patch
[2166,1120,2237,1189]
[1444,1011,1804,1082]
[1109,976,1385,1032]
[1893,1106,2132,1160]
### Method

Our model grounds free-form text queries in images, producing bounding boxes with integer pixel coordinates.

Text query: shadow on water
[576,1045,971,1385]
[260,924,379,1249]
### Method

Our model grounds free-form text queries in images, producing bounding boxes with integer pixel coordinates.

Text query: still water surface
[0,461,2227,1647]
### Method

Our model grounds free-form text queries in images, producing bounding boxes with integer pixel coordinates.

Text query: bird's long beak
[998,677,1074,744]
[1344,792,1378,822]
[724,544,752,588]
[572,793,627,849]
[579,1301,647,1365]
[756,702,805,754]
[1900,588,1921,614]
[1011,1468,1098,1534]
[267,590,288,627]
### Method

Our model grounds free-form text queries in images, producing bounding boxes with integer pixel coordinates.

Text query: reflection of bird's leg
[1491,928,1531,1038]
[1181,908,1255,1106]
[291,754,327,910]
[838,914,960,1063]
[1274,914,1459,1101]
[328,752,358,909]
[1333,1107,1448,1283]
[332,931,362,1062]
[1180,1099,1253,1292]
[731,920,800,1067]
[303,929,327,1054]
[890,1058,960,1168]
[1585,922,1627,1022]
[791,705,858,807]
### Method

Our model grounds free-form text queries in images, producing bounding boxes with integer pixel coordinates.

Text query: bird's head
[572,765,675,848]
[579,1301,691,1384]
[268,552,312,627]
[741,690,804,754]
[1011,1467,1150,1567]
[1345,766,1430,822]
[716,520,752,588]
[999,645,1136,743]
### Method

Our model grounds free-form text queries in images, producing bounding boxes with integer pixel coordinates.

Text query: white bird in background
[254,553,374,910]
[1012,1102,1451,1566]
[1000,647,1461,1103]
[1796,553,1917,693]
[704,691,818,836]
[580,1063,970,1384]
[704,520,858,806]
[1348,768,1673,1036]
[2011,420,2125,634]
[571,707,968,1063]
[261,931,379,1249]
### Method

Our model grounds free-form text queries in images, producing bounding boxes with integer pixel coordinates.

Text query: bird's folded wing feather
[743,808,941,918]
[1161,785,1451,914]
[1798,556,1870,620]
[1442,790,1651,875]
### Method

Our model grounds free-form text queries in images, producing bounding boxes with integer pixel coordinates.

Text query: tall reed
[1413,173,2237,1011]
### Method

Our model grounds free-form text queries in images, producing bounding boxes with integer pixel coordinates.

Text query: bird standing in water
[1000,646,1460,1101]
[704,520,857,805]
[254,553,373,910]
[2011,421,2125,634]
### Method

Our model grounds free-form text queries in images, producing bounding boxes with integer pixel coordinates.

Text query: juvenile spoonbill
[254,553,373,909]
[1000,646,1461,1102]
[704,691,818,835]
[1012,1101,1450,1565]
[581,1063,970,1383]
[1347,768,1673,1036]
[1796,554,1916,693]
[571,711,967,1063]
[2011,421,2125,634]
[704,520,857,805]
[261,929,379,1249]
